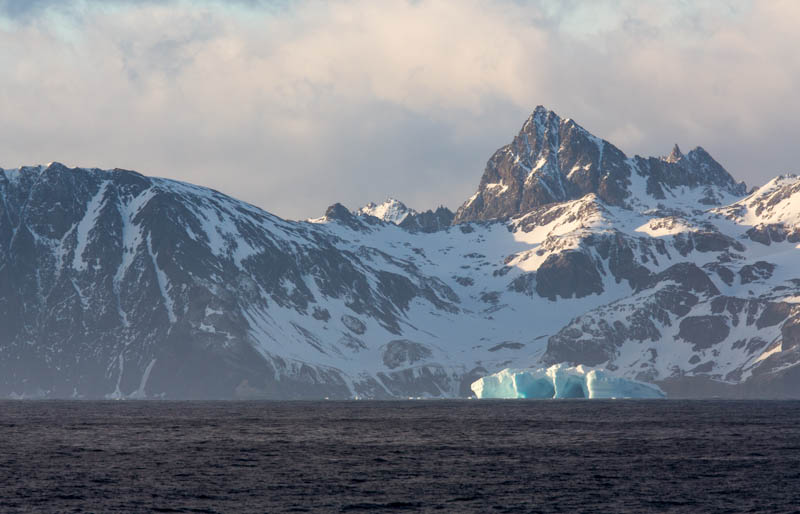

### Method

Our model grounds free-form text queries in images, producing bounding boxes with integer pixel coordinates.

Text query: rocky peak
[639,145,747,202]
[665,144,684,163]
[454,107,748,223]
[453,106,631,224]
[398,206,454,233]
[685,146,729,179]
[357,198,416,224]
[45,161,69,171]
[324,203,358,225]
[355,198,455,234]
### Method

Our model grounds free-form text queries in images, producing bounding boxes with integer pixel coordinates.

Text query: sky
[1,0,798,219]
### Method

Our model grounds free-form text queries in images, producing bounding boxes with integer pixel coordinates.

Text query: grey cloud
[0,0,288,19]
[0,0,162,20]
[0,0,62,18]
[0,0,797,219]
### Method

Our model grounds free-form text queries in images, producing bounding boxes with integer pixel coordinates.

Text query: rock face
[0,164,463,399]
[356,198,455,233]
[399,207,454,233]
[2,107,800,399]
[357,198,415,224]
[534,251,604,300]
[453,106,746,224]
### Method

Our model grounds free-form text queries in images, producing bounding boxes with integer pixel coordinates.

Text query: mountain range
[2,106,799,399]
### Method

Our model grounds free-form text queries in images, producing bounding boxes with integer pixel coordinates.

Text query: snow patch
[72,182,109,271]
[755,342,783,364]
[358,198,416,224]
[129,359,157,399]
[147,235,177,324]
[484,182,509,194]
[105,354,125,400]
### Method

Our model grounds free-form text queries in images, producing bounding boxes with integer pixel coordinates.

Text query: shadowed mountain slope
[2,108,799,399]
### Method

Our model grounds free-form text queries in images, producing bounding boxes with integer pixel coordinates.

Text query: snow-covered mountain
[454,106,746,224]
[358,198,416,224]
[356,198,454,233]
[2,106,799,399]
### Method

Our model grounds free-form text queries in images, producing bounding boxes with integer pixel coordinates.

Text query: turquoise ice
[471,364,665,399]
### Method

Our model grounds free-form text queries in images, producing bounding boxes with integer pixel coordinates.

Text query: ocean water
[1,400,799,513]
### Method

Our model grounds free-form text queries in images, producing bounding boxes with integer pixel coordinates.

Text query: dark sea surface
[1,400,799,513]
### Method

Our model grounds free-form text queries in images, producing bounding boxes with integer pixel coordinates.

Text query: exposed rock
[646,263,720,296]
[454,106,631,223]
[399,207,454,233]
[508,272,536,296]
[341,315,367,335]
[746,223,792,246]
[454,107,745,224]
[739,261,775,284]
[535,251,603,300]
[324,203,362,230]
[312,307,331,321]
[591,232,652,289]
[381,340,433,369]
[692,231,745,253]
[453,275,474,287]
[679,316,730,351]
[338,333,367,352]
[704,262,734,286]
[488,342,525,352]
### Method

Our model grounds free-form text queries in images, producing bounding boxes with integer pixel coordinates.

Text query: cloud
[0,0,798,218]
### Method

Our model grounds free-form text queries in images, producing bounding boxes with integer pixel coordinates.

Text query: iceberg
[471,364,665,399]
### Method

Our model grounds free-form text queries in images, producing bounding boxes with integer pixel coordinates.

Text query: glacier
[471,365,666,399]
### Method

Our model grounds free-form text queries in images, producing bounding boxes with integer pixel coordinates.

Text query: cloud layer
[1,0,798,218]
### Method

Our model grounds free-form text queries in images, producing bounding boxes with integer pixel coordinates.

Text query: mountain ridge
[453,105,746,223]
[2,107,800,399]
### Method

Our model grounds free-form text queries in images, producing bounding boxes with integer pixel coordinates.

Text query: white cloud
[0,0,798,218]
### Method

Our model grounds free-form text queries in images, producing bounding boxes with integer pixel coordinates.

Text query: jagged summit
[357,198,416,224]
[325,202,355,221]
[354,198,455,233]
[666,144,684,163]
[453,106,747,224]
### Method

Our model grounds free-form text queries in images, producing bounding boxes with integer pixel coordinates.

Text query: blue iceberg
[471,364,665,399]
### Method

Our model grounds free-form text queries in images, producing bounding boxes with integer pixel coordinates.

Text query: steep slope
[453,106,746,223]
[3,162,619,399]
[533,174,800,397]
[0,164,468,398]
[2,107,799,399]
